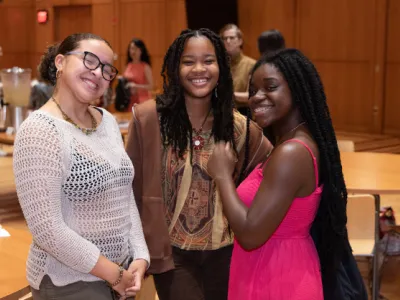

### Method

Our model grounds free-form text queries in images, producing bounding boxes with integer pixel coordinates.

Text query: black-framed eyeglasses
[66,51,118,81]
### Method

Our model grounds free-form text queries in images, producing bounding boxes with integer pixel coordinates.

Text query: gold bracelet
[111,265,124,287]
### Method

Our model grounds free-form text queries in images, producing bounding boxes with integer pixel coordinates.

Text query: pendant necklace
[192,107,212,151]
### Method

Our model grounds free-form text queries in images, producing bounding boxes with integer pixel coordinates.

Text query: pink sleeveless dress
[229,139,324,300]
[123,62,151,110]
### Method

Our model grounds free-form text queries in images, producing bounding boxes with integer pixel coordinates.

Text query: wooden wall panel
[54,5,92,42]
[149,55,163,91]
[315,62,374,132]
[35,0,54,53]
[1,0,187,90]
[237,0,388,134]
[34,1,54,77]
[0,0,35,71]
[386,0,400,63]
[298,0,383,133]
[384,65,400,135]
[299,0,374,61]
[119,1,166,57]
[371,0,387,133]
[92,0,114,3]
[0,0,32,4]
[384,0,400,135]
[238,0,296,60]
[92,3,115,46]
[165,0,186,46]
[30,53,43,75]
[50,0,113,5]
[52,0,91,5]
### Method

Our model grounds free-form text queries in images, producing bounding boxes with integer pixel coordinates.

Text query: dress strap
[281,139,319,187]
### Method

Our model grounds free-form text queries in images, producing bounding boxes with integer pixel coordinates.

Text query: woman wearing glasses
[13,33,149,300]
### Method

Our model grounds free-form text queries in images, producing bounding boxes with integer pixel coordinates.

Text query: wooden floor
[336,131,400,154]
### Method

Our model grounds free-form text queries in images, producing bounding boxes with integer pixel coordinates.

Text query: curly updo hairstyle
[38,33,112,86]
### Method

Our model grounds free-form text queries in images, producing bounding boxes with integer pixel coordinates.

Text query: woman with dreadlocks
[125,28,271,300]
[208,48,367,300]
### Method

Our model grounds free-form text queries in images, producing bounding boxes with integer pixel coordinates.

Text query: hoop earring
[214,83,218,98]
[56,69,62,79]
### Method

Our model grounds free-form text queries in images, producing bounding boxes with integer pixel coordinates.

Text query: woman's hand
[125,82,137,88]
[208,142,237,182]
[124,259,148,297]
[111,269,134,299]
[125,82,138,95]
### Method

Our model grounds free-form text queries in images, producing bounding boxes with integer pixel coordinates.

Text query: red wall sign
[37,10,49,24]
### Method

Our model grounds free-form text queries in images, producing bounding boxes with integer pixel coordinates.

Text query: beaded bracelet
[111,265,124,287]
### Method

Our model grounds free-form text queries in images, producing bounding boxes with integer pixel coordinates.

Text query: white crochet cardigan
[13,109,149,289]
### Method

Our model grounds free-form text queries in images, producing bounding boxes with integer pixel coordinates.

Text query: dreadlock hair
[235,108,251,185]
[249,48,348,297]
[156,28,237,164]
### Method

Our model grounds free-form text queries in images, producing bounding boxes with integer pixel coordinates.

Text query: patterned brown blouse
[161,112,247,251]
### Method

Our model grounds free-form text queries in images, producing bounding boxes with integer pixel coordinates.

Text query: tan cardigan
[125,100,271,274]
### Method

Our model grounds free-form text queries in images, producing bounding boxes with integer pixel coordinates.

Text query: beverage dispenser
[0,67,32,132]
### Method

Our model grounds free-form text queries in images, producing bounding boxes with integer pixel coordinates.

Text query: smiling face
[56,39,114,104]
[179,36,220,100]
[249,63,293,128]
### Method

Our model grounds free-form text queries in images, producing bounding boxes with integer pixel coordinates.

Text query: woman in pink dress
[123,38,153,111]
[208,49,366,300]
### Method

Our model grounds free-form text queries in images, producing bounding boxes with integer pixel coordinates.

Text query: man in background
[220,24,255,116]
[221,27,287,116]
[257,29,286,56]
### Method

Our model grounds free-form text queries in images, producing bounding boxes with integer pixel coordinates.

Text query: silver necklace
[275,122,306,146]
[261,122,306,168]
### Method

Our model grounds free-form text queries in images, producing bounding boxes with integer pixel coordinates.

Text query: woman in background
[123,38,153,110]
